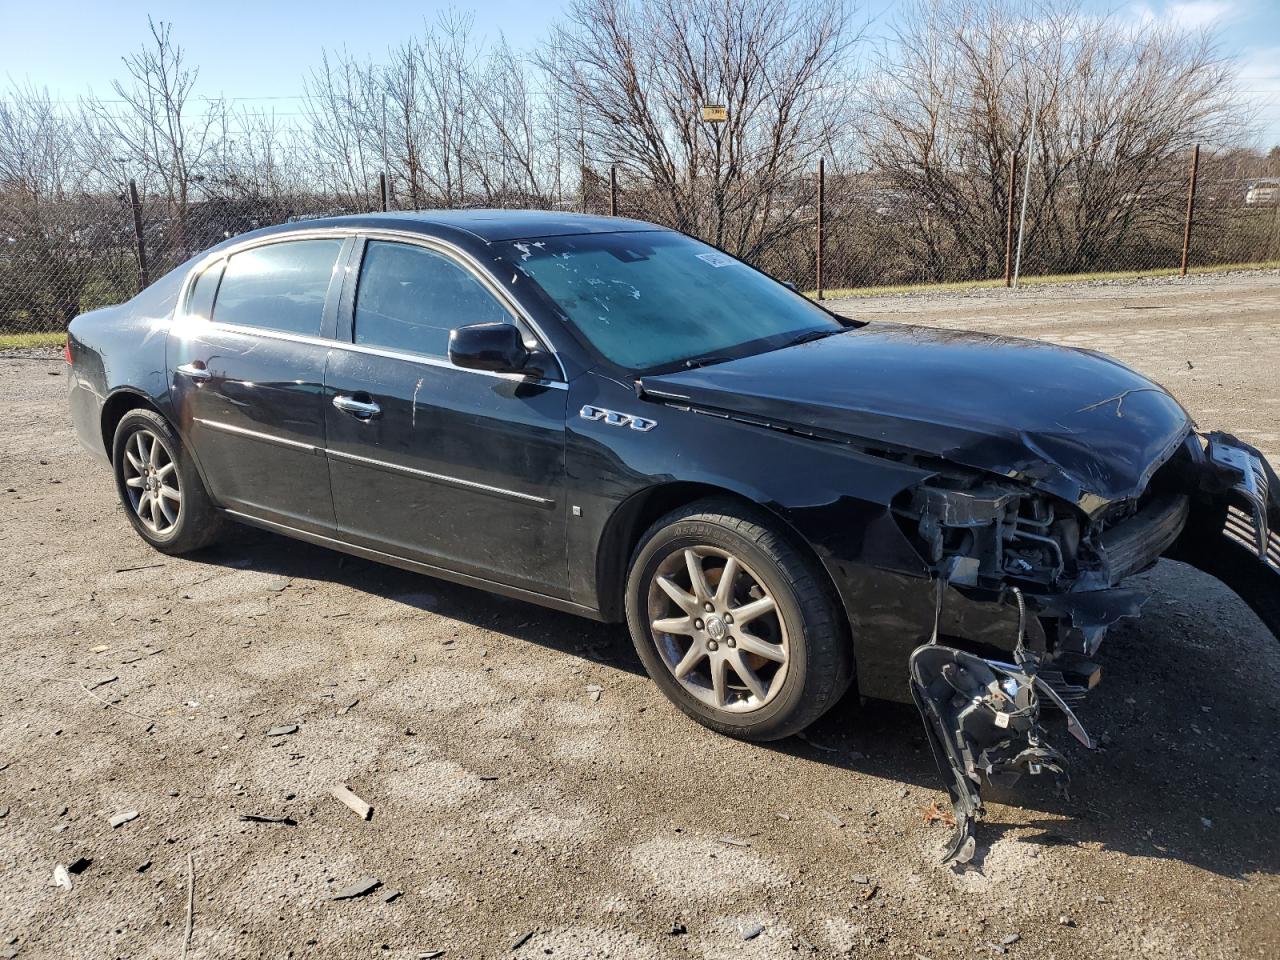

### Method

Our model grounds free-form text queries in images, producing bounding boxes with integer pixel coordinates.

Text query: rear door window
[353,240,512,359]
[212,239,343,336]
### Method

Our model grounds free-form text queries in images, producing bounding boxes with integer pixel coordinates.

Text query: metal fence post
[1180,143,1200,277]
[127,179,149,292]
[379,172,389,213]
[816,157,825,300]
[1004,154,1018,287]
[609,165,617,217]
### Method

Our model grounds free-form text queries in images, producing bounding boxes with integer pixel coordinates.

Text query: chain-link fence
[4,148,1279,336]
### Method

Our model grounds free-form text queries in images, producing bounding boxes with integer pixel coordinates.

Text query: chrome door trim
[192,418,322,455]
[325,448,555,507]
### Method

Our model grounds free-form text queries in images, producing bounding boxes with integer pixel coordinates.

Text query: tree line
[3,0,1278,329]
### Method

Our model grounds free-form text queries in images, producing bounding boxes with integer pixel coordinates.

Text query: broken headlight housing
[897,476,1081,589]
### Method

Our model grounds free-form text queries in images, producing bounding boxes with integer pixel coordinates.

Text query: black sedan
[66,211,1279,860]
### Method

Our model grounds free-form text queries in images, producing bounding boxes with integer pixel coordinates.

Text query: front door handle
[176,361,211,381]
[332,394,381,419]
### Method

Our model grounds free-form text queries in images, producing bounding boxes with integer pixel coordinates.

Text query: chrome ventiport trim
[580,404,657,432]
[192,418,322,455]
[325,448,554,507]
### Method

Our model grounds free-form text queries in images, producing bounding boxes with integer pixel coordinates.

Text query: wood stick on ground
[181,853,195,960]
[22,672,159,724]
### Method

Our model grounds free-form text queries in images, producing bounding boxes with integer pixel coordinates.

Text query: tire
[111,408,223,554]
[624,498,853,741]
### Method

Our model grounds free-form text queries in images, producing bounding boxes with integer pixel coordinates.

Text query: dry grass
[0,331,65,350]
[810,260,1280,299]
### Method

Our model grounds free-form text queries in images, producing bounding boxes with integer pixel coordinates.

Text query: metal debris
[330,785,373,821]
[109,809,139,828]
[331,877,381,900]
[265,724,298,737]
[418,953,445,959]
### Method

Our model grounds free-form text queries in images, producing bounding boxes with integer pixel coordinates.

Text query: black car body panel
[639,324,1195,514]
[66,211,1279,863]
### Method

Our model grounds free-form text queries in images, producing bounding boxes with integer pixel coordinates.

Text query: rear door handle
[332,395,381,419]
[175,362,211,381]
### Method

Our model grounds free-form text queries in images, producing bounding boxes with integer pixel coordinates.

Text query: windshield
[501,231,841,371]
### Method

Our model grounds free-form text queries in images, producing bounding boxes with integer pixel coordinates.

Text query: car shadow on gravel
[191,532,1278,881]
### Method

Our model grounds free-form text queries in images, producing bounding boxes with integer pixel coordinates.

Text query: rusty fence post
[816,157,825,300]
[379,172,389,212]
[127,179,149,292]
[1180,143,1200,277]
[1004,153,1018,287]
[609,165,618,216]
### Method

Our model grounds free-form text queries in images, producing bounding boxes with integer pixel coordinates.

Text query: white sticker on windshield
[696,251,734,268]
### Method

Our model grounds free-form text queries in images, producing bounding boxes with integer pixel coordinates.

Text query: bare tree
[541,0,861,258]
[82,17,224,258]
[861,0,1247,280]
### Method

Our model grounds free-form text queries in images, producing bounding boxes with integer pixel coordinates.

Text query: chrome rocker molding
[223,509,600,620]
[192,418,551,506]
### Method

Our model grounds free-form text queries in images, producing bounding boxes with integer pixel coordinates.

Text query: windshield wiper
[682,354,735,369]
[783,328,841,349]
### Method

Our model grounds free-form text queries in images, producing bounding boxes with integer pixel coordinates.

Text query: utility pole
[1004,153,1018,287]
[816,157,825,300]
[1012,94,1040,290]
[1180,143,1201,277]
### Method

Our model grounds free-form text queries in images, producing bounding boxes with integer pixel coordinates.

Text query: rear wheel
[625,499,853,741]
[112,408,223,554]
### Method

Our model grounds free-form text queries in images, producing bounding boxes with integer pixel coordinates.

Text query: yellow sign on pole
[701,105,728,122]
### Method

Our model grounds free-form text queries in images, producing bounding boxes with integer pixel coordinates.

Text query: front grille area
[1224,504,1280,572]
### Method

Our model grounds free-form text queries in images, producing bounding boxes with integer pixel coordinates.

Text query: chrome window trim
[326,448,554,506]
[193,418,322,455]
[173,224,569,384]
[189,320,568,390]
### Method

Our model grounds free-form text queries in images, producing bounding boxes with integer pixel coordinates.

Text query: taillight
[63,341,72,364]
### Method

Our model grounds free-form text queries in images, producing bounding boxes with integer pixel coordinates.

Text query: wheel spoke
[137,492,153,523]
[159,483,181,503]
[147,434,160,468]
[710,655,729,707]
[730,595,776,626]
[125,476,146,489]
[714,555,739,606]
[672,644,705,679]
[684,549,711,603]
[157,494,176,526]
[735,631,787,663]
[652,615,695,636]
[156,462,176,481]
[731,652,767,700]
[125,449,143,472]
[655,575,696,614]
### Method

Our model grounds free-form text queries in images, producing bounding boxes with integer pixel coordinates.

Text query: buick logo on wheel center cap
[705,616,727,641]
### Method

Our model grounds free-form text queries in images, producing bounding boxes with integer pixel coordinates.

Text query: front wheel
[625,499,853,741]
[112,408,223,554]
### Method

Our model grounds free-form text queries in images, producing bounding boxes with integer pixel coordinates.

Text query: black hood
[640,323,1194,513]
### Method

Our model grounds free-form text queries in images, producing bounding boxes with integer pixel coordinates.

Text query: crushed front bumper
[910,432,1280,864]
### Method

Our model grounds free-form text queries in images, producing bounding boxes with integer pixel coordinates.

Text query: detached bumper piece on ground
[910,433,1280,865]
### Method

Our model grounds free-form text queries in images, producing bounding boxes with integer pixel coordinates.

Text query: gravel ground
[0,271,1277,960]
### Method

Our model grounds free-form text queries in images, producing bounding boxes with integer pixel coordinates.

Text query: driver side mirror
[449,322,534,375]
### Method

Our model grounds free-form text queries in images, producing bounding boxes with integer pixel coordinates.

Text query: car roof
[275,209,668,243]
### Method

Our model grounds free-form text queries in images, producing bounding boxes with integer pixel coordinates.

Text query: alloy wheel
[122,428,182,535]
[646,546,790,713]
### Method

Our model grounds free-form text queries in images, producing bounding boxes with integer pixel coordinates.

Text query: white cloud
[1132,1,1240,30]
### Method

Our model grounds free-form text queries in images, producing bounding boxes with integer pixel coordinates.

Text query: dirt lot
[1,272,1277,960]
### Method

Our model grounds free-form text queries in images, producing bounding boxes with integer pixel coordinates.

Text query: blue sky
[2,0,1278,146]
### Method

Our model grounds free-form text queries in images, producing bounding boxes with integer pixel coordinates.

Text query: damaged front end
[900,431,1280,864]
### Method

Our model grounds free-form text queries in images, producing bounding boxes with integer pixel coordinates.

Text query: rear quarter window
[212,239,343,336]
